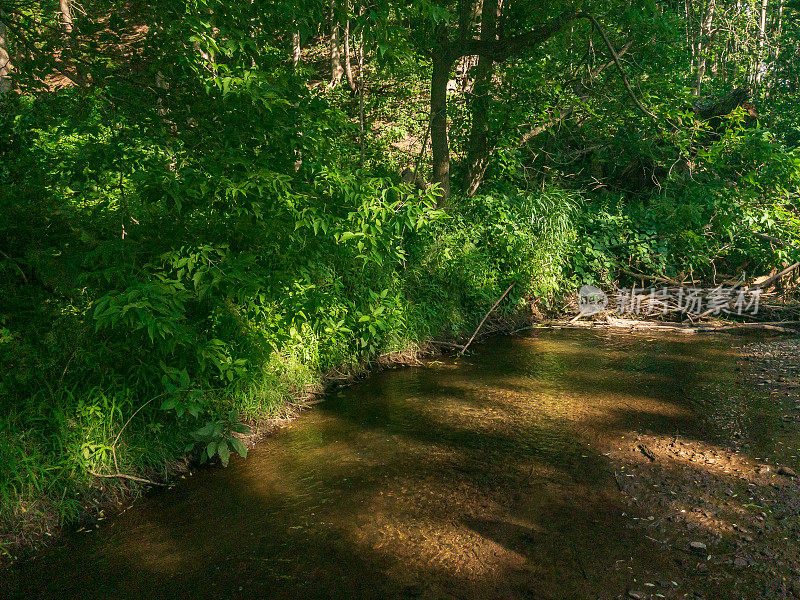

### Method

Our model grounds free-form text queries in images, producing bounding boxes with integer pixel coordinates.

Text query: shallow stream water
[5,330,797,599]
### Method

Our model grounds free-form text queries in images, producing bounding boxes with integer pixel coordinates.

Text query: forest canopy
[0,0,799,548]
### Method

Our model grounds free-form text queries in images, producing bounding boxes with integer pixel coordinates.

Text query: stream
[4,330,799,599]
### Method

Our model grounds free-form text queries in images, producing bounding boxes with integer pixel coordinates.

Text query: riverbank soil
[1,331,799,600]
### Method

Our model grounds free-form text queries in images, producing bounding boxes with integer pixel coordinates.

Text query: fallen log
[749,261,800,291]
[538,318,799,335]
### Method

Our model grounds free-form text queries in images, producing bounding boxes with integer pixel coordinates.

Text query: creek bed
[4,330,799,600]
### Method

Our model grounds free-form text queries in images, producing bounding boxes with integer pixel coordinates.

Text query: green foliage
[570,122,800,286]
[190,411,251,467]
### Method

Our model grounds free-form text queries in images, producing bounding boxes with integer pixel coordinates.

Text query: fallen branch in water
[460,284,515,355]
[689,263,799,320]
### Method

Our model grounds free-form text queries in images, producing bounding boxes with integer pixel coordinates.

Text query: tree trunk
[344,17,356,92]
[695,0,715,95]
[768,0,783,100]
[292,30,301,68]
[685,0,695,68]
[755,0,769,85]
[427,6,578,202]
[431,48,452,201]
[60,0,74,34]
[772,0,783,63]
[358,17,365,167]
[465,0,499,196]
[0,12,11,94]
[329,1,343,86]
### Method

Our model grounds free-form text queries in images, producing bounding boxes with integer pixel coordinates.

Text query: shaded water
[4,330,792,599]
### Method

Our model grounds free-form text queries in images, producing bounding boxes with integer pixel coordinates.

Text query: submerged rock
[690,541,708,554]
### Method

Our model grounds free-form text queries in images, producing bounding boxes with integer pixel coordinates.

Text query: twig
[113,394,165,448]
[460,284,515,355]
[617,265,684,286]
[0,250,28,284]
[751,232,790,247]
[108,393,167,473]
[413,114,432,183]
[510,325,536,335]
[570,538,590,580]
[613,471,624,492]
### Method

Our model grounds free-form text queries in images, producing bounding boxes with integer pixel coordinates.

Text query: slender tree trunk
[0,11,11,94]
[685,0,695,68]
[457,55,477,93]
[755,0,769,84]
[568,25,574,73]
[60,0,74,34]
[358,17,365,167]
[344,17,356,92]
[329,1,343,86]
[292,30,301,68]
[695,0,715,95]
[768,0,783,99]
[431,48,453,201]
[465,0,499,196]
[772,0,783,63]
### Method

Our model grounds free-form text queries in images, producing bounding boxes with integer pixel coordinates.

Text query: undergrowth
[0,80,578,551]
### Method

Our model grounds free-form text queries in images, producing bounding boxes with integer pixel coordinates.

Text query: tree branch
[88,470,166,487]
[456,6,580,62]
[577,12,658,121]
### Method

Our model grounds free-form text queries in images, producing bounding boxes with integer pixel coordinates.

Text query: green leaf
[218,441,231,467]
[193,422,217,439]
[229,437,247,459]
[206,441,218,457]
[230,422,251,434]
